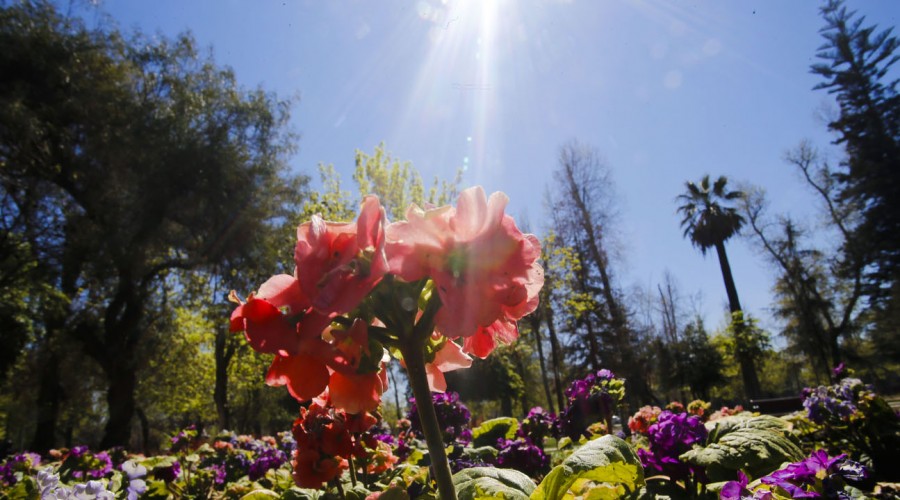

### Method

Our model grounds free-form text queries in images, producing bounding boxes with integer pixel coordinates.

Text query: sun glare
[390,0,516,186]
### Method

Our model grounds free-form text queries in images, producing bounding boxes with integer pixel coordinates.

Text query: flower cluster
[121,460,148,500]
[518,406,557,445]
[687,399,712,421]
[291,401,378,488]
[637,410,707,481]
[495,438,550,479]
[628,405,662,435]
[37,469,115,500]
[0,452,40,486]
[169,424,201,453]
[558,369,626,440]
[408,391,472,445]
[708,405,745,422]
[230,187,543,416]
[721,450,872,499]
[57,446,113,481]
[801,377,872,424]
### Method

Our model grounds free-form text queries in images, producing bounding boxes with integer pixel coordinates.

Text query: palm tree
[677,175,761,398]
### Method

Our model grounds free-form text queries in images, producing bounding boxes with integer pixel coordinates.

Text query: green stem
[348,455,358,487]
[400,339,457,500]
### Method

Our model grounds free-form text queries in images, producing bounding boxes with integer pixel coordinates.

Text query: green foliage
[453,467,536,500]
[304,142,462,224]
[531,435,645,500]
[353,143,426,221]
[680,415,805,482]
[0,0,305,448]
[676,175,745,255]
[726,313,769,369]
[300,163,355,222]
[812,0,900,309]
[472,417,519,448]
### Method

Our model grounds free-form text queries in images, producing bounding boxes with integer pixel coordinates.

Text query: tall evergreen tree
[812,0,900,308]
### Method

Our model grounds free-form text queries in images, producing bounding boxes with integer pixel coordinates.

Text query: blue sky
[85,0,897,335]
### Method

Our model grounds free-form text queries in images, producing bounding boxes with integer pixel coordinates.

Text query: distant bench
[749,396,804,416]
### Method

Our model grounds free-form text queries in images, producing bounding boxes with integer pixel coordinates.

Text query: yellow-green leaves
[531,435,644,500]
[453,466,537,500]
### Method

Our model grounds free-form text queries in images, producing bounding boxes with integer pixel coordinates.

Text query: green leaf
[464,445,500,462]
[453,466,537,500]
[240,490,281,499]
[680,415,805,482]
[281,487,325,500]
[472,417,520,448]
[5,475,38,499]
[532,435,644,500]
[376,485,411,500]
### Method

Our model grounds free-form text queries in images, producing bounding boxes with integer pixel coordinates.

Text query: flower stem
[400,339,457,500]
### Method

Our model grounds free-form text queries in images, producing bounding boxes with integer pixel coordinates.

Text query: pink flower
[386,186,543,356]
[295,195,388,316]
[425,337,473,392]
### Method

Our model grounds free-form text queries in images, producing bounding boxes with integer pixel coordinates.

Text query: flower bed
[2,369,899,499]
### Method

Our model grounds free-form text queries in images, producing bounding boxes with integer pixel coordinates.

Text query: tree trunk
[100,361,136,449]
[136,407,150,454]
[32,347,62,452]
[714,241,761,399]
[715,241,743,313]
[529,315,556,414]
[544,306,566,412]
[214,328,232,430]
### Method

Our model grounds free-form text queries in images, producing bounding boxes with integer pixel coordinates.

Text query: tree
[676,175,761,398]
[546,140,654,405]
[743,143,866,378]
[812,0,900,309]
[0,1,302,449]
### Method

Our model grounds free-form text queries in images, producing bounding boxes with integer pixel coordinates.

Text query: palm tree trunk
[714,242,761,399]
[715,242,742,314]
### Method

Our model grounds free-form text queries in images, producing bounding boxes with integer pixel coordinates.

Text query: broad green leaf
[240,490,280,499]
[472,417,520,448]
[377,485,412,500]
[532,435,644,500]
[680,415,805,482]
[453,466,537,500]
[464,445,500,462]
[281,487,325,500]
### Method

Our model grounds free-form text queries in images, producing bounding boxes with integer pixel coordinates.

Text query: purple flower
[519,407,557,445]
[0,452,41,486]
[88,451,113,479]
[70,445,89,458]
[648,411,707,454]
[206,463,227,485]
[721,472,777,499]
[558,369,626,440]
[154,460,181,482]
[832,362,847,379]
[408,391,471,445]
[760,450,871,498]
[495,438,550,478]
[248,447,288,481]
[639,411,708,482]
